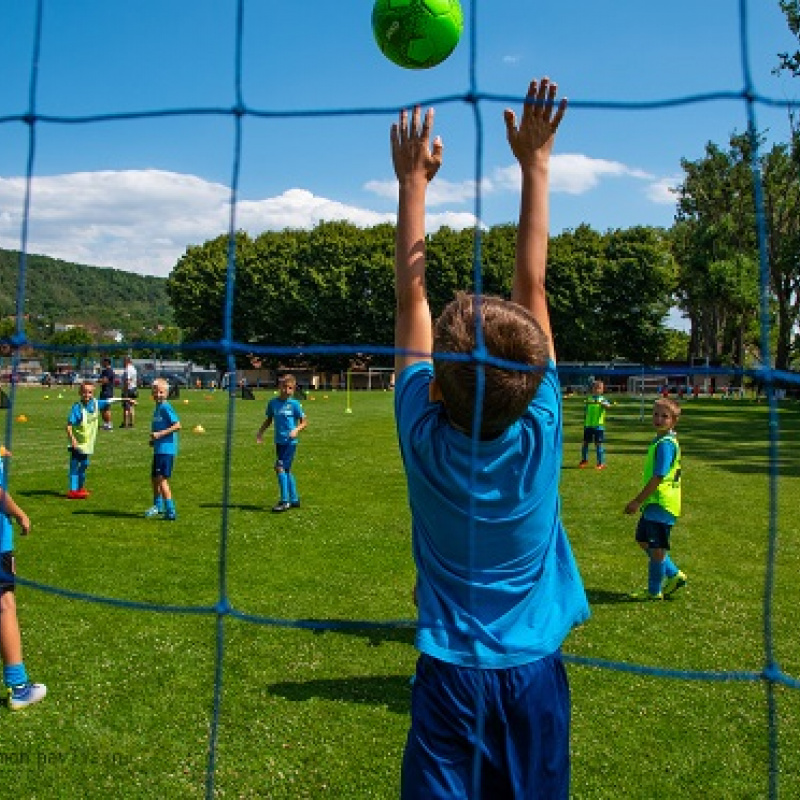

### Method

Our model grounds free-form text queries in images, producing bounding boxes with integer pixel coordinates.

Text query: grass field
[1,384,798,798]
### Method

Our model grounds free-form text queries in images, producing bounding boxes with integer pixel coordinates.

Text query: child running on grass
[144,378,181,521]
[624,396,687,600]
[0,447,46,710]
[392,77,589,798]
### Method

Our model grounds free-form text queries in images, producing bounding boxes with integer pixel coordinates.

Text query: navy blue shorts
[583,426,604,446]
[635,516,672,550]
[275,442,297,472]
[151,453,175,479]
[0,551,15,594]
[401,652,571,799]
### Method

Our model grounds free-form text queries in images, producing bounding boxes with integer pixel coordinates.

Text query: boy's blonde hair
[654,396,681,424]
[279,374,296,387]
[152,378,169,392]
[433,292,550,439]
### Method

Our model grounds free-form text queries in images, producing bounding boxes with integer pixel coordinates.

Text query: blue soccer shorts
[0,551,15,595]
[274,442,297,472]
[151,453,175,479]
[401,651,571,799]
[582,426,604,446]
[635,516,672,550]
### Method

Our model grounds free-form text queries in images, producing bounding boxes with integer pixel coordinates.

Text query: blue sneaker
[163,511,177,521]
[144,505,162,519]
[8,682,47,711]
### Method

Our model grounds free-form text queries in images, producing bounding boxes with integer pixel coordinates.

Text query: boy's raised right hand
[391,105,443,187]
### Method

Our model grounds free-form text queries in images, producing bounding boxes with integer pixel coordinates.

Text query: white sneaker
[8,682,47,711]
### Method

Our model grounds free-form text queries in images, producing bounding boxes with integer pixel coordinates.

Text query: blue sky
[0,0,797,285]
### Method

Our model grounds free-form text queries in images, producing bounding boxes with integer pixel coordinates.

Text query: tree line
[166,221,682,373]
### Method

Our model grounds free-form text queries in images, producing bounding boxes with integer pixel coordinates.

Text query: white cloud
[364,176,493,206]
[0,171,395,278]
[494,153,654,195]
[0,157,674,278]
[645,175,680,206]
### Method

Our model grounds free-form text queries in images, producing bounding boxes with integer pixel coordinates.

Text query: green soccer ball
[372,0,463,70]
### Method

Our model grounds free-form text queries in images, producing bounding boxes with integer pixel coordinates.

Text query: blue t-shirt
[99,366,115,399]
[152,401,180,456]
[0,459,12,553]
[642,436,679,525]
[395,360,589,669]
[265,396,305,445]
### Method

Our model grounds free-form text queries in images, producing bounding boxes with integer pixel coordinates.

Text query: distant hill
[0,248,173,336]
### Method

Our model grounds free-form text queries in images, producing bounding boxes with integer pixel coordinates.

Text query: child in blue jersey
[256,374,307,513]
[144,378,181,521]
[392,78,589,799]
[0,449,47,710]
[66,380,130,499]
[624,396,687,600]
[579,379,612,469]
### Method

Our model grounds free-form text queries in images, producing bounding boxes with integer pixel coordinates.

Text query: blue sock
[155,496,164,511]
[4,662,28,688]
[287,473,298,503]
[165,499,175,514]
[278,472,289,502]
[581,444,589,461]
[597,446,605,466]
[69,459,80,491]
[648,559,666,595]
[663,555,679,579]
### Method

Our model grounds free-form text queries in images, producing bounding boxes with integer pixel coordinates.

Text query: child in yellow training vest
[579,379,611,470]
[624,396,687,600]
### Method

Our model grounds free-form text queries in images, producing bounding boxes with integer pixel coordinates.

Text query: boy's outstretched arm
[392,105,443,374]
[504,77,567,361]
[0,488,30,535]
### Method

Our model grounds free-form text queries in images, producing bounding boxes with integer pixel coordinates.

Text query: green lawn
[1,385,798,798]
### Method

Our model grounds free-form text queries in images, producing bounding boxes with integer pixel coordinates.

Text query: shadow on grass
[68,509,147,518]
[199,502,267,512]
[302,623,416,648]
[268,674,412,714]
[585,587,637,605]
[18,488,65,498]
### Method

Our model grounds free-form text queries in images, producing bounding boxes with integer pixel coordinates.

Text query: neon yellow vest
[73,402,100,455]
[584,395,606,428]
[642,433,681,517]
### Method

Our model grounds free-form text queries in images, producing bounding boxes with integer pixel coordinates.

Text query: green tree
[50,326,95,373]
[672,135,760,364]
[777,0,800,77]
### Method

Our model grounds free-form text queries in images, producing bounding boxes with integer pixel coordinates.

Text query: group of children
[1,73,685,800]
[0,376,183,712]
[580,379,687,601]
[1,366,307,713]
[65,377,180,520]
